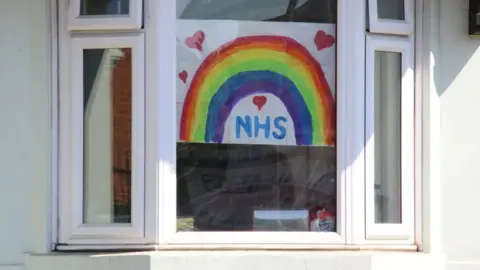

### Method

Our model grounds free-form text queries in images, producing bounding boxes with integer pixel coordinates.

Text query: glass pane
[83,48,132,224]
[80,0,129,15]
[374,51,402,224]
[176,0,337,232]
[377,0,405,20]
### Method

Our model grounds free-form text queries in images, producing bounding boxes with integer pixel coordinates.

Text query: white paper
[177,19,336,146]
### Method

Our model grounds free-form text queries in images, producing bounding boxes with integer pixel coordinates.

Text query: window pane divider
[364,34,415,244]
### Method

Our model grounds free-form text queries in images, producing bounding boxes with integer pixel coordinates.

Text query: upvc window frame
[55,0,421,249]
[67,0,143,30]
[58,0,148,245]
[155,0,359,247]
[367,0,414,35]
[364,35,415,244]
[59,34,146,245]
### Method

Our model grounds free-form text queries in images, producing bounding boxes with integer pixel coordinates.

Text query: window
[364,0,415,244]
[365,36,414,242]
[68,0,142,30]
[56,0,419,249]
[58,0,146,245]
[367,0,414,35]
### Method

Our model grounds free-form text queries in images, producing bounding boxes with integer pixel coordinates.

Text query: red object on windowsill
[309,206,335,232]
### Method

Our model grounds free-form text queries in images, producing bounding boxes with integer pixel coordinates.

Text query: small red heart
[185,31,205,52]
[314,30,335,51]
[253,96,267,111]
[178,70,188,83]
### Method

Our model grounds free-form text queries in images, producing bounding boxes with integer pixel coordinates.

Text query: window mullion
[341,0,367,246]
[154,0,177,245]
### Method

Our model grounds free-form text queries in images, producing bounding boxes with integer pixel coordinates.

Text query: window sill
[25,250,434,270]
[53,243,418,252]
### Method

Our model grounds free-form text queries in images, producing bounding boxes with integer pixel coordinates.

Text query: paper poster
[177,20,336,146]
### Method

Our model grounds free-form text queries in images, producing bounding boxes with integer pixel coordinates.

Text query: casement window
[56,0,419,249]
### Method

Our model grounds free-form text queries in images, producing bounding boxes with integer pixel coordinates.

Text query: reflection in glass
[178,0,337,23]
[177,144,336,231]
[374,51,402,224]
[80,0,129,16]
[377,0,405,20]
[253,210,310,231]
[176,0,338,232]
[83,48,132,224]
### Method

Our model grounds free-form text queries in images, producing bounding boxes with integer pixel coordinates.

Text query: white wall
[0,0,51,270]
[437,0,480,269]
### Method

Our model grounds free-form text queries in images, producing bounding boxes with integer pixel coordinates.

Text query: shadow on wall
[436,0,480,261]
[434,0,479,96]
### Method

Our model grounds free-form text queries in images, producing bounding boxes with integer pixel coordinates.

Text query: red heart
[185,31,205,52]
[178,70,188,83]
[252,96,267,111]
[314,30,335,51]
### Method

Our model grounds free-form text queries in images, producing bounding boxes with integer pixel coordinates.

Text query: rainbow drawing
[179,35,335,146]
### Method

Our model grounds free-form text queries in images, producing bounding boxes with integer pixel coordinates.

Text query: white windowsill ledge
[25,251,436,270]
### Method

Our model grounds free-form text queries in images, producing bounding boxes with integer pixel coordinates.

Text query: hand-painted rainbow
[179,35,335,146]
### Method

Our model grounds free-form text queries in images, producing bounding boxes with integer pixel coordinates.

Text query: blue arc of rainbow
[205,71,312,144]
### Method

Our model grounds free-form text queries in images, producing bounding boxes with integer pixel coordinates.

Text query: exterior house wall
[437,1,480,269]
[1,0,480,269]
[0,0,52,269]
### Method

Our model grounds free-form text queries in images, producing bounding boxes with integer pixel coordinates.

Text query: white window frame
[55,0,421,249]
[68,0,143,30]
[368,0,414,35]
[155,0,359,247]
[58,29,147,244]
[364,35,415,244]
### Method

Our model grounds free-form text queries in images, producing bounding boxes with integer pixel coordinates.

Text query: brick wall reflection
[111,48,132,209]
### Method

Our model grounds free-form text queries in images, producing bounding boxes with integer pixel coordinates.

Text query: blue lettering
[254,116,270,138]
[235,115,287,140]
[272,116,287,139]
[236,116,252,138]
